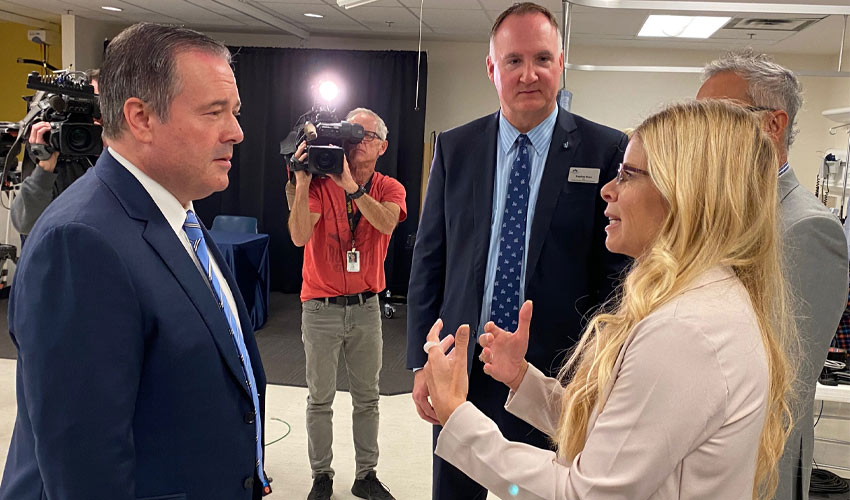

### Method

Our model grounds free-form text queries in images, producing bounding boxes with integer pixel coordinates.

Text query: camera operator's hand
[28,122,59,173]
[292,141,312,186]
[329,155,359,194]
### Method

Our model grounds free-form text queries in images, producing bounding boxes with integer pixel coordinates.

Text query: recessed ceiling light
[337,0,378,9]
[638,15,730,39]
[101,6,123,12]
[304,13,324,18]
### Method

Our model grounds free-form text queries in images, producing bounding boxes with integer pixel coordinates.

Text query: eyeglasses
[746,105,777,113]
[362,131,382,142]
[616,163,649,184]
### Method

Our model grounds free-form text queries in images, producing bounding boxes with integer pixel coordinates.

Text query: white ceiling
[1,0,849,55]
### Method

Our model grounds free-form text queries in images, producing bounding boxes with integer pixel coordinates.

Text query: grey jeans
[301,295,383,479]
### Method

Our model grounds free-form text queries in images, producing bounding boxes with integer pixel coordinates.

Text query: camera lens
[68,126,92,152]
[316,151,334,171]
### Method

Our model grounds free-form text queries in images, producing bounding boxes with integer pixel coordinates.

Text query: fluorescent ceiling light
[304,13,324,18]
[337,0,378,9]
[638,15,730,38]
[101,6,123,12]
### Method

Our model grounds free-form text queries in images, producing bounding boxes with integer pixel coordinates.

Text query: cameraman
[288,108,405,500]
[10,70,101,237]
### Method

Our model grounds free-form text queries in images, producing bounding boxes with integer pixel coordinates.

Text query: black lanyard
[345,175,373,248]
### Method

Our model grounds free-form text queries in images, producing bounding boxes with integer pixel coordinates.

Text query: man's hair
[99,23,231,139]
[85,68,100,82]
[346,107,388,140]
[490,2,562,47]
[702,48,803,149]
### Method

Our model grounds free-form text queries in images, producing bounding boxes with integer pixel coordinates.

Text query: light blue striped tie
[183,210,268,492]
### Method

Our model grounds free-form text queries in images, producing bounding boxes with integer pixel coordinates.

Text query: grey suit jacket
[436,267,770,499]
[775,168,848,500]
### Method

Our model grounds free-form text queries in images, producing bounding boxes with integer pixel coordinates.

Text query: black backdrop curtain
[194,47,427,295]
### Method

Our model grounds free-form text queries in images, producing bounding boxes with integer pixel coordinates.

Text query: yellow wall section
[0,21,63,123]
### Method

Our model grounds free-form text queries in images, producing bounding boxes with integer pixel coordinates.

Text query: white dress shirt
[108,147,243,332]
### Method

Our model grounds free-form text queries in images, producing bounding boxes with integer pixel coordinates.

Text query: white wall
[60,15,124,73]
[72,17,124,73]
[206,30,850,196]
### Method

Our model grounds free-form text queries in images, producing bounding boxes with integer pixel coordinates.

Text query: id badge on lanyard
[346,248,360,273]
[345,176,372,273]
[346,196,361,273]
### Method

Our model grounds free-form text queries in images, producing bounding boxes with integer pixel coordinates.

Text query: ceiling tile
[258,2,362,27]
[342,5,419,26]
[0,0,843,55]
[423,8,490,33]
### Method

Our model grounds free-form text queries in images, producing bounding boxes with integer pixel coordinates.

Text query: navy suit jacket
[1,151,267,500]
[407,108,629,377]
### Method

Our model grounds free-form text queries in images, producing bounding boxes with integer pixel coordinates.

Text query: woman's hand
[479,300,532,392]
[422,319,471,426]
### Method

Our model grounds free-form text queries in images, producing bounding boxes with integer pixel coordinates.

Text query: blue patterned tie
[183,210,269,493]
[490,134,531,332]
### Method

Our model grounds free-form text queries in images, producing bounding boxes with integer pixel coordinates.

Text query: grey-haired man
[698,49,848,500]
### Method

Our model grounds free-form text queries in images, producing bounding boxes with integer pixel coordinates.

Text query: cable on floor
[810,467,850,495]
[265,417,291,446]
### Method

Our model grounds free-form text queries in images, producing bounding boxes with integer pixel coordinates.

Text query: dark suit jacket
[407,108,629,377]
[0,151,267,500]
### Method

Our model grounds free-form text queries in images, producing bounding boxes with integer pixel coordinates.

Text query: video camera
[1,71,102,190]
[25,71,102,159]
[280,105,365,180]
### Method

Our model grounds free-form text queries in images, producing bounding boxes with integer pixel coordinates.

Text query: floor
[0,358,436,499]
[1,361,848,499]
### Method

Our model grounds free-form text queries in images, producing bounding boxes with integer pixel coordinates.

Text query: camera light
[318,80,340,103]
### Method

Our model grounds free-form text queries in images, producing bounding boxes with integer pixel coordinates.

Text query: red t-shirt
[301,172,407,301]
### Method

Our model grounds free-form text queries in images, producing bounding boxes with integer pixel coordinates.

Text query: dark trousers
[431,342,554,500]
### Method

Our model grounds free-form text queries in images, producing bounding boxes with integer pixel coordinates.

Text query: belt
[322,291,376,306]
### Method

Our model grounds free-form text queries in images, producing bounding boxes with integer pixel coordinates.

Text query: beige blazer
[436,267,769,500]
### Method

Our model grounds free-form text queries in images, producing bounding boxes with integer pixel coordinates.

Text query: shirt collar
[108,147,195,233]
[778,162,790,177]
[498,105,559,156]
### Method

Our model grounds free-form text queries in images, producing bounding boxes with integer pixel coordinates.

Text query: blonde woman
[422,100,796,500]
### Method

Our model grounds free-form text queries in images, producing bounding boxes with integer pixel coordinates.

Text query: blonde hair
[554,100,796,499]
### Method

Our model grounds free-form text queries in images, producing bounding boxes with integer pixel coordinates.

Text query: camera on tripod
[280,80,365,180]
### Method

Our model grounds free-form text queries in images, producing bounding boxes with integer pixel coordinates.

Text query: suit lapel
[525,109,579,287]
[472,113,500,318]
[95,153,253,399]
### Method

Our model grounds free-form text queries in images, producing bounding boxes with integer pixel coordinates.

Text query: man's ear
[486,54,495,84]
[123,97,156,144]
[378,140,388,157]
[765,109,789,146]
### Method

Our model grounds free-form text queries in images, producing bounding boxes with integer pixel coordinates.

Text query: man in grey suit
[698,49,848,500]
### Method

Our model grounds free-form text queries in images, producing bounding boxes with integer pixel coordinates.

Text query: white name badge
[568,167,601,184]
[346,249,361,273]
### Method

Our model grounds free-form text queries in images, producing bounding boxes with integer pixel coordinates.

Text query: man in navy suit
[0,23,270,500]
[406,3,629,499]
